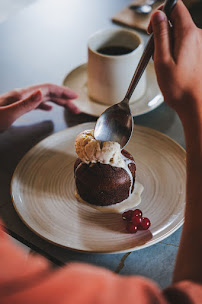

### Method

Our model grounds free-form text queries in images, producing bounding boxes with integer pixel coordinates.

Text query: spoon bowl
[94,98,133,148]
[129,0,157,15]
[130,4,153,14]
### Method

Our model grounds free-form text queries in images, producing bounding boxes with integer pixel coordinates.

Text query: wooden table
[0,0,185,288]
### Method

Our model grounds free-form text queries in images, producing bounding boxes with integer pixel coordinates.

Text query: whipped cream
[75,129,126,169]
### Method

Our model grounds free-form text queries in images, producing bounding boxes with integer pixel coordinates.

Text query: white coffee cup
[87,28,146,105]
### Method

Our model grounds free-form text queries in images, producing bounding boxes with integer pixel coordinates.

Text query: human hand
[0,83,79,132]
[148,1,202,118]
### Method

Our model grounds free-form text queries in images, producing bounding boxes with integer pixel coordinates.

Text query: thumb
[0,90,42,132]
[0,90,42,131]
[151,10,171,62]
[8,89,43,119]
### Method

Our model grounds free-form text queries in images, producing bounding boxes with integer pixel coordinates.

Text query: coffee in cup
[88,28,146,105]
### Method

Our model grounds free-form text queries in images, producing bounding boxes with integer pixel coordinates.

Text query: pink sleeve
[1,221,202,304]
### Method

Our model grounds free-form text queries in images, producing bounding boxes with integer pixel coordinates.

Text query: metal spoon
[133,5,153,14]
[94,0,177,148]
[129,0,157,14]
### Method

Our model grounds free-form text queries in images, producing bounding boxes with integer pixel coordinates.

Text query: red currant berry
[126,222,138,233]
[139,217,151,230]
[131,214,142,226]
[122,210,133,221]
[132,209,142,217]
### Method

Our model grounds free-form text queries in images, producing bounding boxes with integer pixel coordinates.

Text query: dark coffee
[97,45,134,56]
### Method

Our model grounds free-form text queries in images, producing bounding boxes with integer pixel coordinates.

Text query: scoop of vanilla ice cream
[75,129,125,168]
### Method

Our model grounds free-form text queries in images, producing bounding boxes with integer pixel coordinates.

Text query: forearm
[149,0,202,285]
[173,106,202,283]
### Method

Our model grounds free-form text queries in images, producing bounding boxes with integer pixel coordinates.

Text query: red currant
[122,209,151,233]
[126,222,138,233]
[132,209,142,217]
[131,214,142,226]
[122,210,133,221]
[139,217,151,230]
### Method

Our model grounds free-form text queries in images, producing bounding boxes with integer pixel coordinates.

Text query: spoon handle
[124,0,177,102]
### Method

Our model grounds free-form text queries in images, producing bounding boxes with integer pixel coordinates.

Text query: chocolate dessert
[74,149,136,206]
[74,129,136,206]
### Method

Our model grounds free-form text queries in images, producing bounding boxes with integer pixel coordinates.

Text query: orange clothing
[0,221,202,304]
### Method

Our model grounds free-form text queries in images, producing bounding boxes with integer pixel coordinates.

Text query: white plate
[11,123,186,253]
[63,63,163,117]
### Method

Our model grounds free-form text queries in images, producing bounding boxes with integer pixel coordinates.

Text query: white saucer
[63,62,163,117]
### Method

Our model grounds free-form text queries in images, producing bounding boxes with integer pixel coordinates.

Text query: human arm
[0,83,80,132]
[149,0,202,283]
